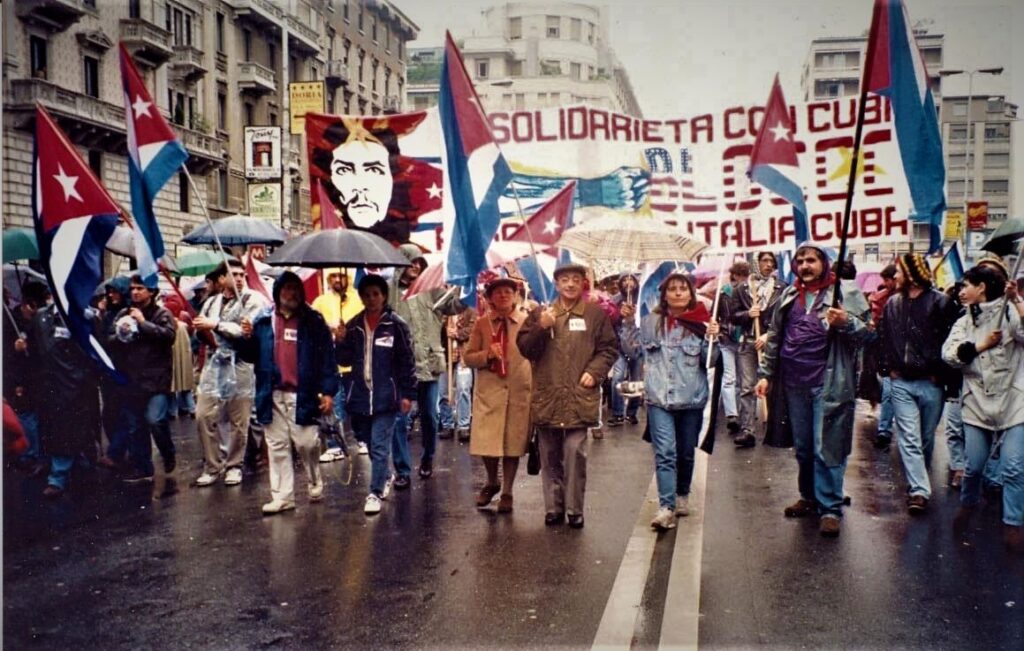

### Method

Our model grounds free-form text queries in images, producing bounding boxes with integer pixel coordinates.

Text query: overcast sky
[399,0,1023,208]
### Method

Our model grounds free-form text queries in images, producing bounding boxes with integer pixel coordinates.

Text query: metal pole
[962,72,974,263]
[182,166,234,271]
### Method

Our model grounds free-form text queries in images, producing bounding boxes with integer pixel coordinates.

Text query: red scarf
[667,302,711,337]
[489,315,508,377]
[794,272,836,308]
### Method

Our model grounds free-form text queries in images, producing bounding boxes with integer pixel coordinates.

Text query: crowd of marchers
[3,241,1023,552]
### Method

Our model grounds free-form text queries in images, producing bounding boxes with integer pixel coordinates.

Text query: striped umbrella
[556,206,708,264]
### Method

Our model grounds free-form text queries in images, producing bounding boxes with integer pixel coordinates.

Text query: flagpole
[706,257,728,369]
[996,240,1023,328]
[4,303,24,339]
[446,31,550,305]
[832,6,885,308]
[181,166,235,271]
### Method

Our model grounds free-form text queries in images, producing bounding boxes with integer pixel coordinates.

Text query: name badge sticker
[569,318,587,332]
[54,326,71,340]
[375,336,394,348]
[283,328,298,342]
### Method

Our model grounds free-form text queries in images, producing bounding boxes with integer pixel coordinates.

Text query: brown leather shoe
[1004,525,1023,553]
[783,499,816,518]
[819,515,841,538]
[950,469,964,488]
[476,484,500,507]
[497,494,513,513]
[907,495,929,515]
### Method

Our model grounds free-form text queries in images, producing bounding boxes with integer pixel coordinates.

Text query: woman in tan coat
[463,278,533,513]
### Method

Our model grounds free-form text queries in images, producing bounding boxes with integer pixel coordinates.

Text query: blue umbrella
[182,215,289,246]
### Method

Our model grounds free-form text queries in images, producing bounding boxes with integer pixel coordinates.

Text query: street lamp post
[940,67,1003,262]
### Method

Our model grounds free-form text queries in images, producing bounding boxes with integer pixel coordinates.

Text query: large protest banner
[307,95,922,256]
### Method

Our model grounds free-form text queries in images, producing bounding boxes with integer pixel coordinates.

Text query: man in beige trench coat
[517,263,618,529]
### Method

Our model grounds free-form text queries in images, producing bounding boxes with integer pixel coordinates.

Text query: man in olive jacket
[517,263,618,528]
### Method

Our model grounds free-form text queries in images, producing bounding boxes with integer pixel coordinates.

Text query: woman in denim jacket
[620,273,720,531]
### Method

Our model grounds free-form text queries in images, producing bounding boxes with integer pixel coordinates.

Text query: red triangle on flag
[748,74,799,169]
[314,178,344,230]
[507,180,576,249]
[35,105,122,232]
[119,43,179,149]
[444,32,495,155]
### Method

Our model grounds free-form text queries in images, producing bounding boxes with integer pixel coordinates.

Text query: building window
[984,153,1009,168]
[83,56,99,98]
[920,47,942,65]
[217,91,227,130]
[570,62,581,80]
[357,6,363,31]
[244,102,254,126]
[371,17,377,42]
[947,153,972,168]
[570,18,582,41]
[515,93,525,110]
[243,30,252,60]
[952,102,968,117]
[383,26,390,51]
[188,96,197,129]
[173,92,185,125]
[540,59,561,76]
[268,44,276,69]
[179,171,190,212]
[476,59,489,79]
[987,98,1004,113]
[87,150,102,179]
[947,180,973,196]
[546,16,560,38]
[129,0,140,19]
[371,61,378,91]
[551,92,560,104]
[269,112,277,126]
[343,0,349,21]
[384,68,391,95]
[984,123,1010,142]
[29,35,47,79]
[216,13,225,53]
[509,60,522,77]
[949,125,970,141]
[510,17,522,39]
[358,50,365,83]
[982,179,1009,195]
[218,170,229,208]
[172,9,184,46]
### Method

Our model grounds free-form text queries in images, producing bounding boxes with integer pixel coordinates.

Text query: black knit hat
[897,253,932,288]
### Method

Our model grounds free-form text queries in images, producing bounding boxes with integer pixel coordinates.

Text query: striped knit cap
[898,253,932,288]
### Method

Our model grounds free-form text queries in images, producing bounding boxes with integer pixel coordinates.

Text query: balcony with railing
[170,45,207,82]
[225,0,282,30]
[173,124,227,174]
[325,60,349,87]
[6,78,124,150]
[287,14,320,53]
[120,18,173,66]
[237,61,277,94]
[16,0,86,34]
[383,95,401,114]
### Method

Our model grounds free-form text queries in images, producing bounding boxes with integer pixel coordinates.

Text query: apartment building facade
[3,0,416,267]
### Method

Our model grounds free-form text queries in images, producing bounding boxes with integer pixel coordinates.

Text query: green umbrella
[175,250,223,277]
[980,217,1024,258]
[3,228,39,263]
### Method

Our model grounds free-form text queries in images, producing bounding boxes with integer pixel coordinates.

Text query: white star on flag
[427,182,442,199]
[542,218,559,235]
[769,122,791,142]
[131,95,152,119]
[53,164,83,203]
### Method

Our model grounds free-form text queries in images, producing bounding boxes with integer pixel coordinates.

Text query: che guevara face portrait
[329,139,394,229]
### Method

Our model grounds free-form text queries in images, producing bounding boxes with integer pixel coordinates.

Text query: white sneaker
[675,495,690,517]
[309,481,324,501]
[364,493,382,515]
[261,499,295,515]
[319,448,345,463]
[357,441,369,455]
[223,468,243,485]
[651,507,677,531]
[382,474,395,499]
[194,472,218,487]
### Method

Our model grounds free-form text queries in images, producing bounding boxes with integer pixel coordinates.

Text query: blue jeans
[944,398,965,471]
[961,423,1024,526]
[785,383,846,517]
[611,354,641,419]
[719,346,738,419]
[47,454,76,490]
[438,365,473,430]
[325,383,347,451]
[878,375,894,435]
[647,405,703,509]
[395,380,439,464]
[173,390,195,416]
[125,392,175,476]
[891,377,944,498]
[353,412,400,496]
[16,411,41,461]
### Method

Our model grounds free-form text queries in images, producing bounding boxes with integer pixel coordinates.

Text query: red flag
[314,178,343,230]
[506,181,576,250]
[244,253,273,303]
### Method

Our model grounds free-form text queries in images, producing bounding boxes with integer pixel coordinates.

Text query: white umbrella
[557,206,709,263]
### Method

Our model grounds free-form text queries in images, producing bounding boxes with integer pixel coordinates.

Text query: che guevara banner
[307,94,919,255]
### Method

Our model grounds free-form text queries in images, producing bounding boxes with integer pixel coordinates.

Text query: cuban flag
[863,0,945,253]
[506,180,576,251]
[32,105,124,379]
[119,43,189,286]
[438,32,513,306]
[747,74,809,244]
[932,240,965,290]
[637,261,679,325]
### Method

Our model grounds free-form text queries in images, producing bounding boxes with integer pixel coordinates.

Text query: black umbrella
[980,217,1024,257]
[182,215,290,246]
[264,229,410,269]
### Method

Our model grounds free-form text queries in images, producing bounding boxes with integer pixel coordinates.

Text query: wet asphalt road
[4,401,1023,649]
